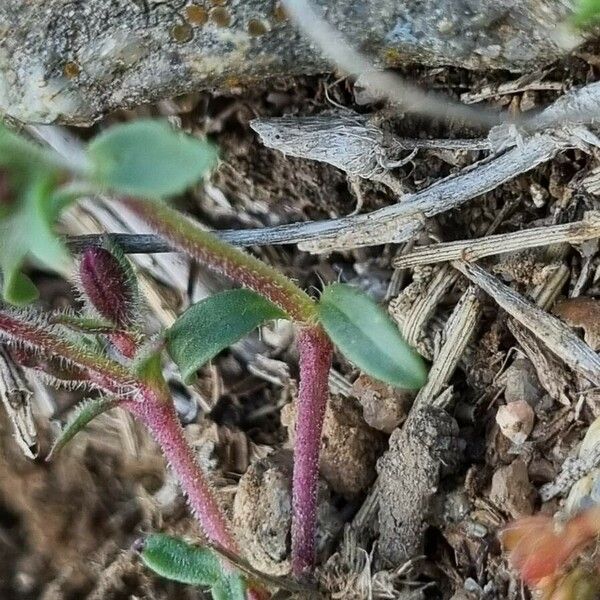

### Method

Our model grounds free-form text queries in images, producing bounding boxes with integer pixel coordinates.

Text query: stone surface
[496,399,535,445]
[351,373,413,434]
[282,394,385,499]
[489,458,536,518]
[377,407,462,565]
[0,0,574,124]
[232,450,342,575]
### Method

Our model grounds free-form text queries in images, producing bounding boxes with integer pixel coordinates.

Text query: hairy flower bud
[78,246,137,329]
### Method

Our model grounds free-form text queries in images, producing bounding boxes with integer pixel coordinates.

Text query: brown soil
[4,44,600,600]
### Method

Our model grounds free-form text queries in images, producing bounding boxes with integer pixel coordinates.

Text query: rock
[232,450,342,576]
[351,374,413,434]
[489,459,536,518]
[376,407,462,565]
[504,357,544,406]
[496,399,535,445]
[282,394,385,499]
[553,297,600,351]
[0,0,575,124]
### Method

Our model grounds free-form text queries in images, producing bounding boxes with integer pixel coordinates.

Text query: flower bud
[78,246,137,328]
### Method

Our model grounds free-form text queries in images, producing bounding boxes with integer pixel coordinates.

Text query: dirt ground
[3,44,600,599]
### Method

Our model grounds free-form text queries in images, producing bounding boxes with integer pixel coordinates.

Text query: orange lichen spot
[247,19,267,36]
[273,2,288,22]
[170,23,194,43]
[210,6,231,27]
[185,4,208,25]
[63,61,80,79]
[224,76,242,88]
[383,47,405,67]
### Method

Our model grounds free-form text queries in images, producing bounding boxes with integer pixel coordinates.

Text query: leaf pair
[166,284,427,390]
[137,534,246,600]
[0,120,217,305]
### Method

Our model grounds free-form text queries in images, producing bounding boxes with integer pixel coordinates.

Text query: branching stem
[118,197,334,577]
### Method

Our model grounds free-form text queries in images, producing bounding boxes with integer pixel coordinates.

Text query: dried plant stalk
[0,346,38,458]
[389,265,460,351]
[413,286,481,410]
[453,261,600,386]
[394,212,600,269]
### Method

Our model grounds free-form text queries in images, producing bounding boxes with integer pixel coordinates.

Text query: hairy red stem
[126,392,268,599]
[119,197,317,323]
[292,326,333,576]
[125,392,236,550]
[0,309,133,394]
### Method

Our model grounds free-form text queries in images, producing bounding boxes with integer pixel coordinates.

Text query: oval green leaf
[317,283,428,389]
[87,120,218,200]
[166,289,286,384]
[212,575,247,600]
[139,534,221,587]
[574,0,600,26]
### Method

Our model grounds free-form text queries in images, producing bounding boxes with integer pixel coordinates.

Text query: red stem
[125,392,236,551]
[291,326,333,576]
[126,392,268,600]
[119,197,317,323]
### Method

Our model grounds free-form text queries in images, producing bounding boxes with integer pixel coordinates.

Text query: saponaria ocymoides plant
[0,119,427,596]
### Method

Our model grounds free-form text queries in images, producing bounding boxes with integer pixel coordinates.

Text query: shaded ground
[3,45,600,599]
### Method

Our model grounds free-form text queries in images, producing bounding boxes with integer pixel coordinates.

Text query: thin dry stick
[297,130,589,253]
[412,286,482,410]
[461,78,564,104]
[35,86,600,255]
[0,346,38,458]
[111,129,568,253]
[452,261,600,386]
[229,126,588,253]
[394,212,600,269]
[539,441,600,502]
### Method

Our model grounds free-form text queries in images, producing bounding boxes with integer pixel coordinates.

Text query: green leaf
[0,171,71,305]
[212,575,247,600]
[138,534,247,600]
[3,271,39,305]
[0,124,74,304]
[87,120,218,200]
[574,0,600,27]
[0,123,60,176]
[317,283,428,389]
[47,396,120,459]
[139,534,222,587]
[166,289,286,384]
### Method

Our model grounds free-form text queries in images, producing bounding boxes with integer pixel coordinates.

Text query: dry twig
[394,212,600,269]
[453,261,600,387]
